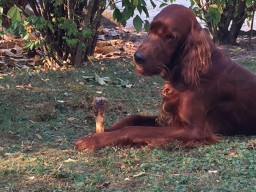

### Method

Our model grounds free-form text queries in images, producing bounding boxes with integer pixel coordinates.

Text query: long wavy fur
[180,23,211,86]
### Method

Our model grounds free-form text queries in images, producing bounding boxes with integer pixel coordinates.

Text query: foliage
[0,0,175,67]
[110,0,175,32]
[190,0,256,44]
[0,0,254,66]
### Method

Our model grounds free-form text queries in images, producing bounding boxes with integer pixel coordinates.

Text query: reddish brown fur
[75,4,256,151]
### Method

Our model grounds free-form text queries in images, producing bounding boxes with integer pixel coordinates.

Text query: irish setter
[76,4,256,150]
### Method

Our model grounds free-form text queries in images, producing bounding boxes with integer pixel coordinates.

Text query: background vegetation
[191,0,256,44]
[0,0,255,67]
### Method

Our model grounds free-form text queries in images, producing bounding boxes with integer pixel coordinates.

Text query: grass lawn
[1,58,256,191]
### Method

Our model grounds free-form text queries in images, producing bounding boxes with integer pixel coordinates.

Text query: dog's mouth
[135,63,152,76]
[135,64,144,73]
[133,56,145,75]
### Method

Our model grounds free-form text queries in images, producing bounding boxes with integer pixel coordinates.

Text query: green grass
[1,58,256,191]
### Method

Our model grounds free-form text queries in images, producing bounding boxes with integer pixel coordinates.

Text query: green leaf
[24,20,29,26]
[233,11,238,18]
[142,5,149,18]
[133,171,146,177]
[209,4,218,9]
[246,0,253,7]
[137,3,143,14]
[133,15,143,32]
[58,18,78,37]
[22,33,30,41]
[30,42,35,50]
[0,7,3,25]
[82,76,94,80]
[140,0,146,6]
[133,0,139,6]
[54,0,60,7]
[47,22,54,33]
[63,36,78,47]
[150,0,156,8]
[69,39,78,47]
[122,0,132,8]
[116,78,129,86]
[7,6,21,21]
[13,21,19,30]
[189,0,195,7]
[34,40,41,46]
[116,78,132,88]
[113,8,124,22]
[100,0,106,6]
[82,28,92,38]
[0,7,3,15]
[205,7,221,27]
[144,20,150,32]
[95,73,110,86]
[123,6,135,20]
[24,42,35,50]
[32,17,38,24]
[159,3,168,8]
[81,43,86,50]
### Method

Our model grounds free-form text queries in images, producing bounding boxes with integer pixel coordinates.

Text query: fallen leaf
[95,73,110,86]
[120,163,126,169]
[133,172,146,178]
[208,170,218,173]
[67,117,77,123]
[28,176,35,180]
[64,158,77,162]
[40,78,49,82]
[96,91,103,94]
[16,84,32,90]
[35,134,42,140]
[82,75,94,80]
[126,84,133,88]
[29,158,37,162]
[228,152,236,156]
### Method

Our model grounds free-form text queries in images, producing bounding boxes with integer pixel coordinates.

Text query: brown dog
[76,4,256,150]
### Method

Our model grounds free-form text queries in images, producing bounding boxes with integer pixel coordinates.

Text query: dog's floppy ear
[180,23,211,86]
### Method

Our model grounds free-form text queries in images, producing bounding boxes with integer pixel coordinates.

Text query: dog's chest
[157,89,183,126]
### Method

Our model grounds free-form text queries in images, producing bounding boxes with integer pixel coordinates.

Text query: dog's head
[133,4,211,85]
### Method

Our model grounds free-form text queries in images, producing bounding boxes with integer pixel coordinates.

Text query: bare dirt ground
[219,37,256,61]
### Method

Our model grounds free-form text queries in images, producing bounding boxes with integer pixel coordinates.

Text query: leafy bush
[0,0,174,67]
[190,0,256,44]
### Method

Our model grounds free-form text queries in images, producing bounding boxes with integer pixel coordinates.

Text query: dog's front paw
[75,133,112,151]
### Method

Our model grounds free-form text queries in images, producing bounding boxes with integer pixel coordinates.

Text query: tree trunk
[73,34,84,67]
[214,2,235,43]
[213,0,247,44]
[228,0,247,44]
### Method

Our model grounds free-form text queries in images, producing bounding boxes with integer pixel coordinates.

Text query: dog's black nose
[134,51,146,64]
